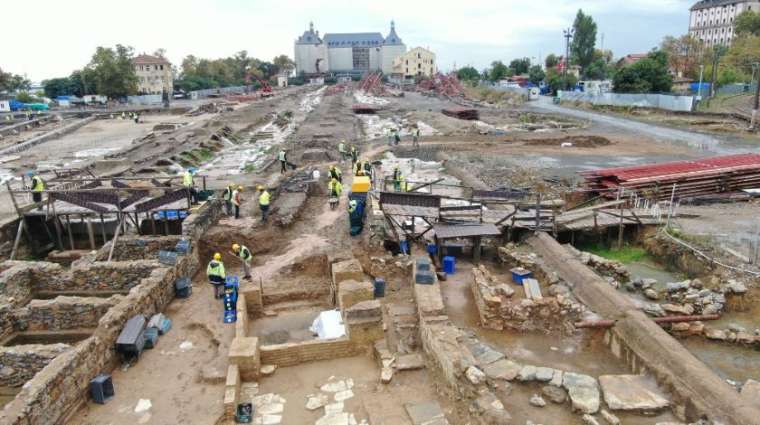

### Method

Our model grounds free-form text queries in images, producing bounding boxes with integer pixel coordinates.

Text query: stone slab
[599,374,670,412]
[396,353,426,371]
[482,359,522,381]
[405,401,446,425]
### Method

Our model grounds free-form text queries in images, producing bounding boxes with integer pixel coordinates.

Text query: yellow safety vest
[182,172,193,187]
[238,246,252,262]
[259,191,270,206]
[31,176,45,192]
[207,260,226,278]
[329,181,342,195]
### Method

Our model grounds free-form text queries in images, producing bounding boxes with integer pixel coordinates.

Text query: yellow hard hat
[213,253,222,261]
[232,244,240,252]
[237,186,244,191]
[257,185,264,191]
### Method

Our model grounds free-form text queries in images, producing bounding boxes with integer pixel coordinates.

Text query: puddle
[681,337,760,383]
[626,261,684,290]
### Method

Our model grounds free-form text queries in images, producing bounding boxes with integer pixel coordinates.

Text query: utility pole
[753,69,760,129]
[563,28,574,77]
[709,45,727,98]
[697,64,705,99]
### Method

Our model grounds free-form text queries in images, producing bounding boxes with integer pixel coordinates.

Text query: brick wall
[259,338,364,367]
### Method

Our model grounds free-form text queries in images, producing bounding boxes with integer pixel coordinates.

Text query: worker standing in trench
[207,253,226,299]
[232,185,243,219]
[28,171,45,210]
[231,243,253,280]
[258,186,270,223]
[338,140,348,163]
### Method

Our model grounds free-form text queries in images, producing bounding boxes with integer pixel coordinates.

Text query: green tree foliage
[723,34,760,78]
[545,54,560,69]
[42,77,77,98]
[571,9,598,72]
[273,55,296,74]
[509,58,531,75]
[545,68,578,94]
[584,59,610,80]
[175,50,286,91]
[14,92,40,103]
[0,67,31,93]
[457,66,481,83]
[528,65,545,85]
[660,35,705,79]
[735,10,760,36]
[87,45,139,98]
[613,50,673,93]
[487,61,510,82]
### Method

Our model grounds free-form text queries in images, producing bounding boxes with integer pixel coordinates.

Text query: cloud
[2,0,694,81]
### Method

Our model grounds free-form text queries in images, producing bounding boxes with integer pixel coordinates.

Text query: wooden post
[617,195,625,249]
[50,200,64,251]
[65,215,75,250]
[473,236,482,264]
[107,217,124,262]
[86,217,96,250]
[100,214,107,244]
[10,220,25,260]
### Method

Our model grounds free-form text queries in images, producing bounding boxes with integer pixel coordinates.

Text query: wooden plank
[523,278,542,300]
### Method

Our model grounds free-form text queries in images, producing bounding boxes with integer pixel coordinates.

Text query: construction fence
[558,91,695,112]
[126,95,163,106]
[189,86,250,100]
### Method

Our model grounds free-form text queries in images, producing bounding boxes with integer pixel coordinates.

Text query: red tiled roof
[133,54,170,65]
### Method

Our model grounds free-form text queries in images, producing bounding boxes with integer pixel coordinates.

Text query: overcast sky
[2,0,695,82]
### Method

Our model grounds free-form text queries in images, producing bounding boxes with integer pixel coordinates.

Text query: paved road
[529,96,751,155]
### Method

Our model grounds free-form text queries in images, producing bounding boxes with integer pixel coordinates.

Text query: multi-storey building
[294,21,406,75]
[689,0,760,46]
[392,47,437,80]
[133,54,173,96]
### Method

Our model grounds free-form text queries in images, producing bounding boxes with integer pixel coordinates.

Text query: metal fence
[126,95,163,105]
[558,91,695,112]
[716,83,758,96]
[188,86,249,100]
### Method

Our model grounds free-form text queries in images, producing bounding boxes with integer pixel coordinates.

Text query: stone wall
[13,296,122,332]
[527,232,760,425]
[470,265,582,333]
[0,344,71,387]
[0,247,200,425]
[0,262,65,308]
[96,235,183,261]
[259,338,364,367]
[65,261,163,291]
[182,199,224,240]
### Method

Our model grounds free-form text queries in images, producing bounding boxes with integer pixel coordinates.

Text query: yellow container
[351,176,371,193]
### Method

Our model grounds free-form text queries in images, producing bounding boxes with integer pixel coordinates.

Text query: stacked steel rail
[581,154,760,200]
[358,72,385,96]
[417,72,464,97]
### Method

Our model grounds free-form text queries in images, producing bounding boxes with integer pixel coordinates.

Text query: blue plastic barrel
[374,278,386,298]
[443,256,456,274]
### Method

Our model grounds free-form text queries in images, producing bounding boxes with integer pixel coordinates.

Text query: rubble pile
[471,265,584,333]
[565,245,630,284]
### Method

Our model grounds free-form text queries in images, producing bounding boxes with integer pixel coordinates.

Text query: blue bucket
[443,256,456,274]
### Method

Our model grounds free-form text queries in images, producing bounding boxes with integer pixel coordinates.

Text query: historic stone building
[294,21,406,75]
[392,47,437,80]
[689,0,760,46]
[133,54,173,96]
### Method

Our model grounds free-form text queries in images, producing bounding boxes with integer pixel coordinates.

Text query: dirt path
[529,96,747,155]
[71,276,234,425]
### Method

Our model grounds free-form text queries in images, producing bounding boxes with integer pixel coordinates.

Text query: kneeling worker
[232,243,253,280]
[207,253,226,299]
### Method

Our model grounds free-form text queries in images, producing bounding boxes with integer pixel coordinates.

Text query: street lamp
[563,28,574,77]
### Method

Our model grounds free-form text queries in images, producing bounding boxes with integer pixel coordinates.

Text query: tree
[15,92,40,103]
[584,59,610,80]
[0,67,31,93]
[736,10,760,36]
[660,35,705,78]
[273,55,295,74]
[509,58,531,75]
[571,9,598,73]
[528,65,545,85]
[42,77,76,98]
[545,68,577,94]
[723,34,760,78]
[457,66,480,83]
[613,50,673,93]
[488,61,509,82]
[545,54,560,69]
[87,45,138,98]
